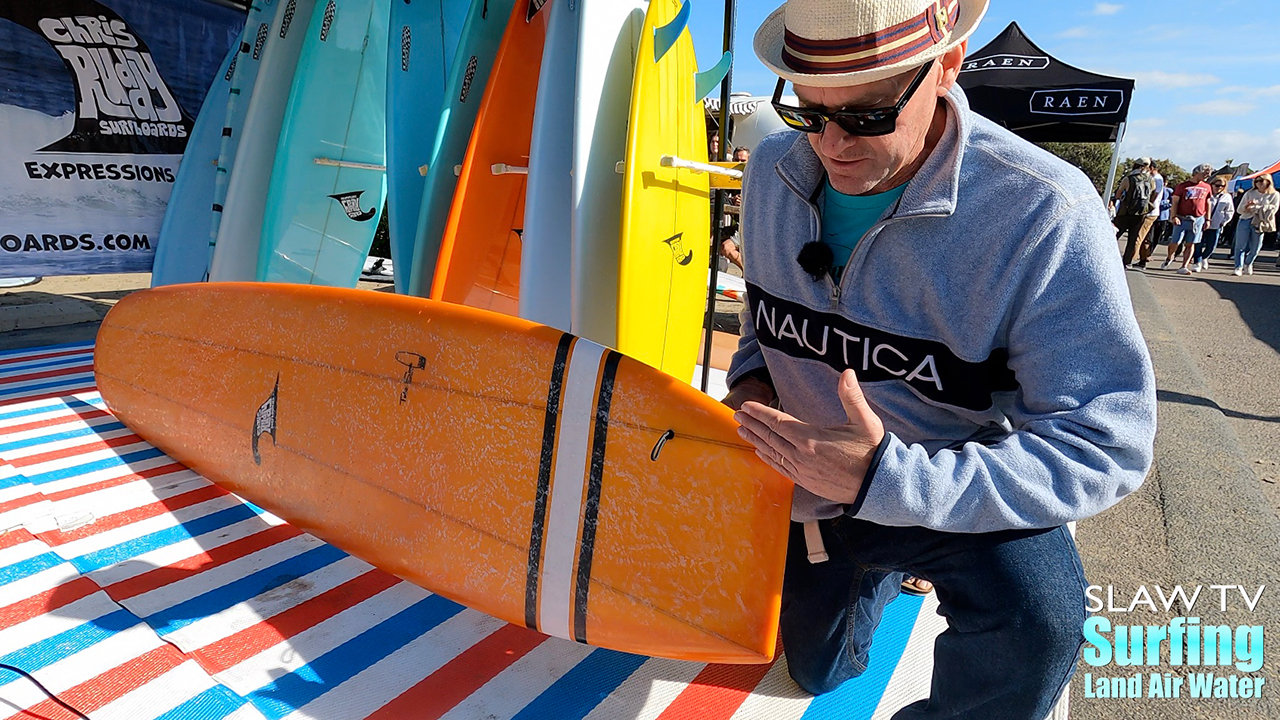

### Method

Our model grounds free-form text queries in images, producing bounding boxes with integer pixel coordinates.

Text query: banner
[0,0,242,276]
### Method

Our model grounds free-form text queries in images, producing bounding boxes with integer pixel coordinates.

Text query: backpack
[1119,170,1155,217]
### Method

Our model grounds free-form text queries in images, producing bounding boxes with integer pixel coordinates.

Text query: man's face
[793,44,964,196]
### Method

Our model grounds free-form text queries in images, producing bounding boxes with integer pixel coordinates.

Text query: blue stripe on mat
[0,396,104,424]
[0,354,93,377]
[23,447,166,485]
[247,593,464,719]
[0,342,94,359]
[0,608,138,678]
[0,421,127,454]
[512,649,649,720]
[800,594,925,720]
[154,684,258,720]
[0,552,65,587]
[145,543,348,635]
[0,374,96,399]
[69,503,265,573]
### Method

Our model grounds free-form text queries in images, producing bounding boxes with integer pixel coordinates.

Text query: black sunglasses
[771,60,934,137]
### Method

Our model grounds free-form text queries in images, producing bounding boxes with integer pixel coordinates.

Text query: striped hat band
[781,0,959,75]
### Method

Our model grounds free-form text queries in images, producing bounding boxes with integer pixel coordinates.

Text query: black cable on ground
[0,662,91,719]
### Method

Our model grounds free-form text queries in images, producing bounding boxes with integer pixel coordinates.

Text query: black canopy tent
[957,22,1135,199]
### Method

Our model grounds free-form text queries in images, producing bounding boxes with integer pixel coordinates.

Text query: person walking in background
[1137,163,1165,268]
[1149,182,1174,255]
[1191,177,1234,272]
[1164,164,1213,274]
[1113,158,1157,267]
[1232,174,1280,275]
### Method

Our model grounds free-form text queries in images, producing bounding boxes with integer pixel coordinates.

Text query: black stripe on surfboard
[573,350,621,644]
[525,332,574,629]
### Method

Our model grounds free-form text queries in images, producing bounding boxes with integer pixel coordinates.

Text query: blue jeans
[1193,227,1221,263]
[1233,218,1263,268]
[781,517,1086,719]
[1168,214,1203,250]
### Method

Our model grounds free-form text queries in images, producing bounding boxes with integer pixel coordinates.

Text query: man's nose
[820,122,858,154]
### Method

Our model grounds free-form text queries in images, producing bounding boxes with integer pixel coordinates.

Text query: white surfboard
[209,0,318,282]
[520,0,645,339]
[519,0,579,330]
[570,0,646,347]
[207,0,281,268]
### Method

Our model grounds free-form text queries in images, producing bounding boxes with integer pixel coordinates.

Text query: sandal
[900,575,934,596]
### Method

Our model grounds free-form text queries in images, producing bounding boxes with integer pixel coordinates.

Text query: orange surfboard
[428,0,551,314]
[94,283,791,663]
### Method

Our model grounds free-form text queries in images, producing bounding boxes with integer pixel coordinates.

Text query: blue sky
[687,0,1280,172]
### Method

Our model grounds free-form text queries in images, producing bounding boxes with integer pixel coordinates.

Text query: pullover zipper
[778,166,947,307]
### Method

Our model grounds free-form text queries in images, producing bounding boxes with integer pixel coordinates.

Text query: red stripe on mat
[12,644,185,720]
[7,431,146,468]
[0,406,113,436]
[38,484,229,546]
[0,491,44,514]
[0,364,94,387]
[0,576,99,628]
[0,528,37,551]
[366,623,547,720]
[655,657,779,719]
[193,569,402,675]
[0,348,90,367]
[106,523,303,601]
[0,384,99,406]
[41,461,191,503]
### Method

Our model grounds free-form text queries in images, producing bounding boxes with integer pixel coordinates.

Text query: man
[725,0,1156,717]
[1162,163,1214,273]
[1136,162,1165,268]
[1112,157,1157,267]
[1191,177,1234,272]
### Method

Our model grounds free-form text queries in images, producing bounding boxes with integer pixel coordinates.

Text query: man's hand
[733,369,886,504]
[721,376,774,411]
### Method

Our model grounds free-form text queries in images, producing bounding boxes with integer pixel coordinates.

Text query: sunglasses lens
[776,107,823,133]
[835,112,895,137]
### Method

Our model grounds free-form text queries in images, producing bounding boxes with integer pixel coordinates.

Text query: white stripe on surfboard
[537,337,606,640]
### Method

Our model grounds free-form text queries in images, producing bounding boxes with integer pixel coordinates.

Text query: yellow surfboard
[616,0,709,381]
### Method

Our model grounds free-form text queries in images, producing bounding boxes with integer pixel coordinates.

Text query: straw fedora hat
[755,0,989,87]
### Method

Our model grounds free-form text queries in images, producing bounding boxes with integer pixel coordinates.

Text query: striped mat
[0,341,947,720]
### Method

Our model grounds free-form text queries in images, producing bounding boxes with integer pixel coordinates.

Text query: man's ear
[935,41,967,97]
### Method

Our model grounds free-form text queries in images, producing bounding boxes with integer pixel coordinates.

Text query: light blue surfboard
[258,0,390,287]
[405,0,519,297]
[150,34,240,287]
[207,0,280,268]
[387,0,469,294]
[209,0,319,282]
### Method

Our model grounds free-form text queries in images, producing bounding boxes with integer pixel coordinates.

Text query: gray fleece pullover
[728,87,1156,532]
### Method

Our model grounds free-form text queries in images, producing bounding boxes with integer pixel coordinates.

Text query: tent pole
[1102,121,1125,206]
[700,0,736,394]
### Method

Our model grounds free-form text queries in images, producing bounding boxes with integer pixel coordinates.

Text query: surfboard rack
[491,163,529,175]
[659,155,743,179]
[314,157,387,172]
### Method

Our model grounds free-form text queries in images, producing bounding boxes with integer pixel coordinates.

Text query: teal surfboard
[150,35,239,287]
[405,0,519,297]
[258,0,390,287]
[207,0,280,268]
[387,0,469,294]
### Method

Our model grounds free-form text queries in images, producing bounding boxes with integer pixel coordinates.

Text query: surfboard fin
[694,51,732,102]
[653,0,691,63]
